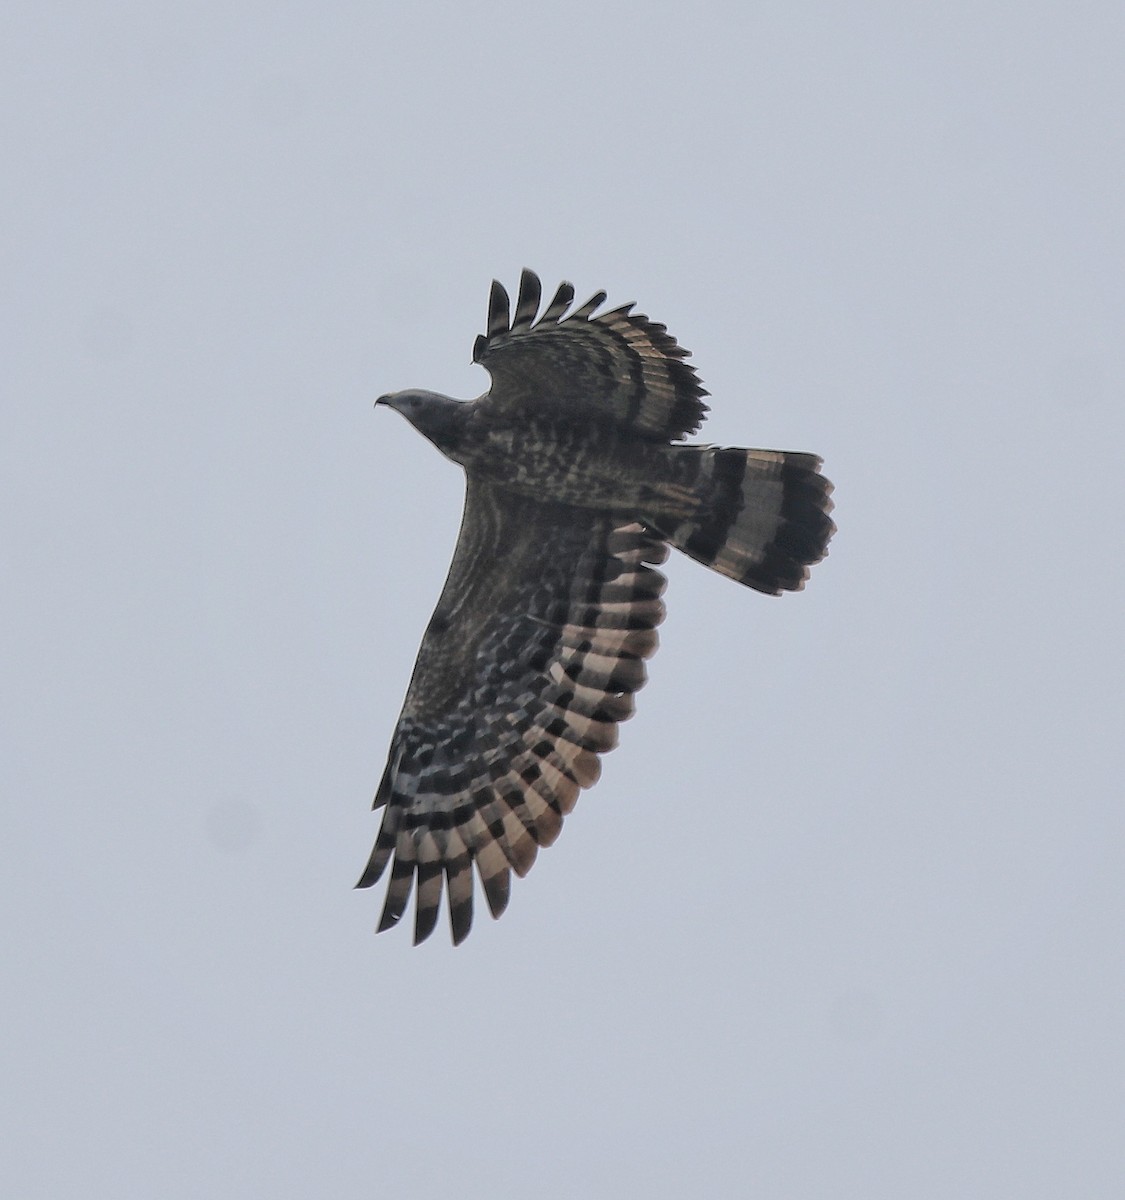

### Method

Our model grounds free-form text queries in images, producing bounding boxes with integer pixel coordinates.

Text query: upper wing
[473,268,709,441]
[357,478,668,944]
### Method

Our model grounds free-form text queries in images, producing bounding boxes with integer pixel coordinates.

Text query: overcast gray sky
[4,3,1123,1197]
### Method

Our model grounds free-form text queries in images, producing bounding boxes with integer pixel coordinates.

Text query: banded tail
[655,446,835,595]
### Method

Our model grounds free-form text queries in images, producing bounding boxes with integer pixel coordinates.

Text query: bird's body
[390,402,702,518]
[360,270,834,944]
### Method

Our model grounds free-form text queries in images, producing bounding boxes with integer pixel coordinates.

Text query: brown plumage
[359,270,835,943]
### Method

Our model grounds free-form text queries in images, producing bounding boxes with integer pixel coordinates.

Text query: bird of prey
[359,269,834,944]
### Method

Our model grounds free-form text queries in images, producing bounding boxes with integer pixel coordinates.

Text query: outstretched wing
[357,479,668,944]
[473,268,709,441]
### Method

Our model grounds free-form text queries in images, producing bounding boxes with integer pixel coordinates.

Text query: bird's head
[375,389,468,455]
[376,389,445,417]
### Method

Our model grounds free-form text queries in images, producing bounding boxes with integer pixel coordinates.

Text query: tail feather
[657,447,834,594]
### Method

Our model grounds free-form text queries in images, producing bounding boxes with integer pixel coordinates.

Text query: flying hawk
[359,270,834,944]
